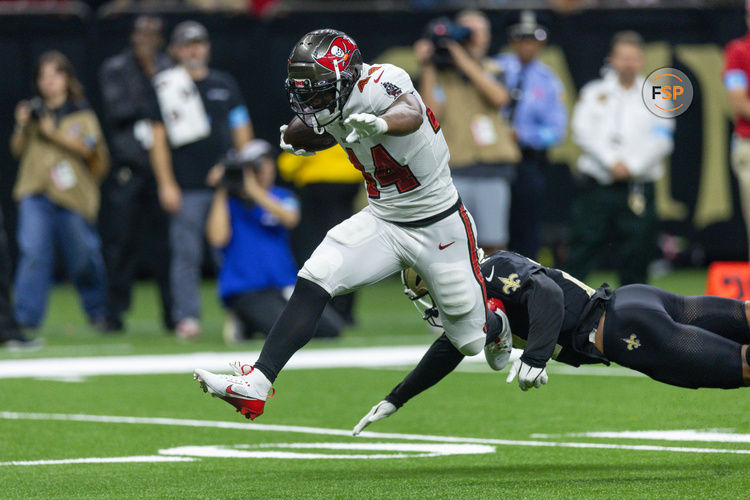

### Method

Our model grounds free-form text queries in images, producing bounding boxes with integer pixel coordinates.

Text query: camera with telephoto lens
[220,139,274,195]
[424,17,472,67]
[28,97,46,120]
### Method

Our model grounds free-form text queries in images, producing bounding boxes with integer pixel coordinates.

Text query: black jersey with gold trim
[481,250,607,367]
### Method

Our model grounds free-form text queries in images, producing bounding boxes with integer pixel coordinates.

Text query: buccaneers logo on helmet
[314,36,358,72]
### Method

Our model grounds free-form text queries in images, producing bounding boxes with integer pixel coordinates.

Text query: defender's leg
[598,285,746,389]
[658,291,750,345]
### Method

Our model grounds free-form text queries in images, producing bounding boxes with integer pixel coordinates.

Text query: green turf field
[2,269,750,499]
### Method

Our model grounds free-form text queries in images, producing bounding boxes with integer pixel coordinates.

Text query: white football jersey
[324,63,458,223]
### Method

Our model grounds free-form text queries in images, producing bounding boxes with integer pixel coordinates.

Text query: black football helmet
[285,29,363,133]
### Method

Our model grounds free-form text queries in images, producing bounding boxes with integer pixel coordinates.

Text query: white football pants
[298,205,487,355]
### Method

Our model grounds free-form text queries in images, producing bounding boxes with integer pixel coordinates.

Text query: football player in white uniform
[194,29,511,420]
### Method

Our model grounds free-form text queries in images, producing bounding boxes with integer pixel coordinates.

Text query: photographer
[416,10,520,253]
[206,140,345,341]
[10,51,109,331]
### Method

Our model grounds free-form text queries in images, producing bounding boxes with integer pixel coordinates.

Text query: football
[283,116,337,152]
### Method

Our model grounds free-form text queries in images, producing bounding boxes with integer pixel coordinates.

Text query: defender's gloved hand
[279,125,316,156]
[506,358,548,391]
[344,113,388,143]
[352,400,397,436]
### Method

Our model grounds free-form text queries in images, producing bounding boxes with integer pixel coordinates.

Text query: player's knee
[456,337,484,356]
[428,264,476,317]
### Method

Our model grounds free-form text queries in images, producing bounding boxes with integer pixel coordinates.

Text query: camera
[424,17,472,67]
[28,97,46,120]
[219,139,274,194]
[220,153,247,193]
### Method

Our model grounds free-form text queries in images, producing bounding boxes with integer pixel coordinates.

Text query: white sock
[247,367,272,396]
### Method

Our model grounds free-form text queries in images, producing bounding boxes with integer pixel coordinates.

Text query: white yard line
[0,456,195,466]
[2,411,749,455]
[0,346,634,379]
[0,346,431,379]
[158,443,496,460]
[531,429,750,443]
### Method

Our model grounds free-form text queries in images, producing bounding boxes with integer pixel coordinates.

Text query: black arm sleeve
[519,272,565,368]
[384,333,465,408]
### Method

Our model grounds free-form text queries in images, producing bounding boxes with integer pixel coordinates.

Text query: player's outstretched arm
[519,273,564,366]
[352,333,464,435]
[510,273,565,390]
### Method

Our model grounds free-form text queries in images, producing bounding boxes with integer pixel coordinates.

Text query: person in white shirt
[566,31,674,285]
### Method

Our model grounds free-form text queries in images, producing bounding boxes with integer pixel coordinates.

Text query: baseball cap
[170,21,209,46]
[237,139,274,165]
[508,10,548,42]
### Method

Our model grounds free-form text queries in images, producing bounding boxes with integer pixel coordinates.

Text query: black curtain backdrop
[0,7,747,266]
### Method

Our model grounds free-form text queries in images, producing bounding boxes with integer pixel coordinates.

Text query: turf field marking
[0,346,436,379]
[531,429,750,443]
[0,456,195,466]
[33,375,87,383]
[22,344,134,356]
[2,411,750,456]
[158,442,496,460]
[0,346,642,379]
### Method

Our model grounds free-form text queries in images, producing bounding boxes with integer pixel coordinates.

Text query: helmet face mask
[285,29,363,133]
[286,78,346,130]
[401,268,442,328]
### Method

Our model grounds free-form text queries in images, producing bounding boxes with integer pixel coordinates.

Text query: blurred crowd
[2,16,361,347]
[0,0,729,15]
[1,6,748,347]
[0,0,281,16]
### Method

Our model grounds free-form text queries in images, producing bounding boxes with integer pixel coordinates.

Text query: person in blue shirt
[495,11,567,259]
[205,140,345,341]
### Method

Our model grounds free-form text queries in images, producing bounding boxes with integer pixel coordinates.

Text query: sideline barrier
[705,261,750,300]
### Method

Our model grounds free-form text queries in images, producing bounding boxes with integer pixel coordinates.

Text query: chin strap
[312,59,343,135]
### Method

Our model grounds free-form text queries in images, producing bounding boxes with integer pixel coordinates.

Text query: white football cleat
[193,363,273,420]
[484,298,513,371]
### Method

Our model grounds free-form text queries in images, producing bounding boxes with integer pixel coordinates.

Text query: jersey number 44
[345,107,441,199]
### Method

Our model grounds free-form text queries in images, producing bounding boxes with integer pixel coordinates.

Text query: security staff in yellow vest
[417,10,521,254]
[10,51,109,331]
